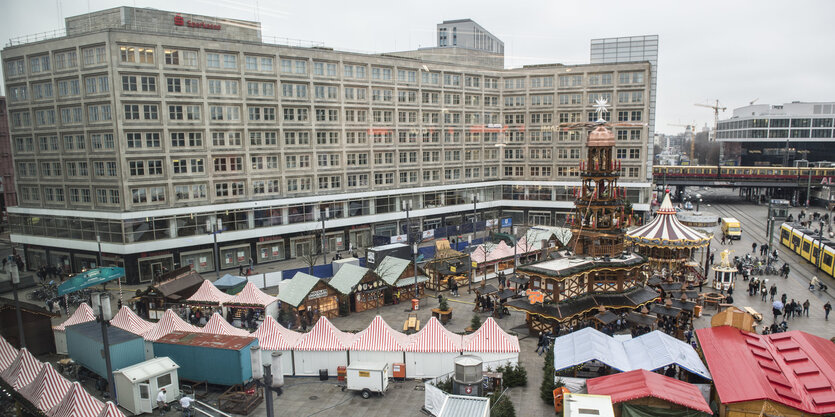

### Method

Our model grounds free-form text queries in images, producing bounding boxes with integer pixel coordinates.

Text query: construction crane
[668,123,696,164]
[694,100,727,142]
[749,98,759,106]
[695,100,728,164]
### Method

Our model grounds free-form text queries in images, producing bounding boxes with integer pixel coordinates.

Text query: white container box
[346,362,389,399]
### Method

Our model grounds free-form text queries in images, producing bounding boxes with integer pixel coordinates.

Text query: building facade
[0,97,16,216]
[717,102,835,166]
[2,7,653,283]
[437,19,503,54]
[591,35,658,179]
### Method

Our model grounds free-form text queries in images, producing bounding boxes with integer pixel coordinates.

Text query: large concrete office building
[717,102,835,166]
[2,7,653,283]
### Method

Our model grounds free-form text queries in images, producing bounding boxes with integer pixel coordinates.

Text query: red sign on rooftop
[174,14,221,30]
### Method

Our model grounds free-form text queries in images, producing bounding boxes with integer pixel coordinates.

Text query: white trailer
[345,362,389,399]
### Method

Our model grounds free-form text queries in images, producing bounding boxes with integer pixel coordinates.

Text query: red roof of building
[154,331,256,351]
[696,326,835,414]
[586,369,712,414]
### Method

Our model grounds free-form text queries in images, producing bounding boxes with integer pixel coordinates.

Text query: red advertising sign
[174,14,221,30]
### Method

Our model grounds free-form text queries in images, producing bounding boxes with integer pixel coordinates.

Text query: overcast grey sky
[2,0,834,134]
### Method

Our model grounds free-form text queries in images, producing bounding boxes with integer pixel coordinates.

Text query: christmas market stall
[53,303,95,355]
[292,316,354,377]
[424,239,472,291]
[348,315,409,376]
[461,317,519,369]
[201,312,250,336]
[374,256,428,303]
[586,369,712,417]
[403,317,462,378]
[136,266,204,320]
[141,309,199,359]
[185,280,234,318]
[214,273,248,294]
[327,264,386,313]
[277,272,340,326]
[251,316,299,376]
[626,193,711,284]
[0,298,58,355]
[224,281,278,325]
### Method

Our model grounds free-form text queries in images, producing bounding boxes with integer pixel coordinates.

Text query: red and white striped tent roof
[405,317,462,353]
[0,348,43,390]
[109,306,154,337]
[20,363,71,413]
[462,318,520,353]
[202,312,250,337]
[48,381,105,417]
[349,315,410,351]
[626,193,710,248]
[252,316,300,351]
[52,303,96,331]
[470,240,515,264]
[294,316,354,351]
[96,401,126,417]
[0,335,19,372]
[226,282,277,308]
[142,309,199,342]
[186,280,235,305]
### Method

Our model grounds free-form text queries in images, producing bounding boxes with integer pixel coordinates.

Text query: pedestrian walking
[709,252,715,265]
[781,293,787,306]
[803,299,810,317]
[535,332,546,355]
[769,284,777,301]
[752,242,757,253]
[824,301,832,320]
[761,285,768,301]
[720,235,726,245]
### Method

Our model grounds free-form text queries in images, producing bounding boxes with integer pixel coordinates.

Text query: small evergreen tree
[540,342,556,404]
[438,296,449,311]
[470,313,482,331]
[490,390,516,417]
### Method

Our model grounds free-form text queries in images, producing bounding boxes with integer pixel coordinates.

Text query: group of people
[35,264,65,282]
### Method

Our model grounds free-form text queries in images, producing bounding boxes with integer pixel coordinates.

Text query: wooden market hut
[374,256,428,302]
[696,326,835,417]
[424,239,471,291]
[328,264,392,313]
[277,272,341,324]
[0,298,59,355]
[626,193,711,284]
[137,266,204,320]
[586,369,712,417]
[710,307,756,333]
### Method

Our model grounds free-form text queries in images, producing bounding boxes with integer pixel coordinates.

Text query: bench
[743,306,763,321]
[403,314,420,333]
[718,303,733,311]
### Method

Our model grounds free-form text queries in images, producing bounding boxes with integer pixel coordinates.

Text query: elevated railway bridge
[652,165,835,205]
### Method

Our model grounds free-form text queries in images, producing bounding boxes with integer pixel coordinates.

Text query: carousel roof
[626,193,710,248]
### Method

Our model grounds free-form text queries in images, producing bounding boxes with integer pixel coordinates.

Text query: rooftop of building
[519,251,644,278]
[726,102,835,120]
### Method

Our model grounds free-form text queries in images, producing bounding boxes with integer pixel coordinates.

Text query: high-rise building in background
[717,102,835,166]
[590,35,658,179]
[0,97,16,216]
[2,7,653,283]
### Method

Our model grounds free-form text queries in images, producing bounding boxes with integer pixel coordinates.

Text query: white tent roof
[553,328,711,380]
[113,357,179,383]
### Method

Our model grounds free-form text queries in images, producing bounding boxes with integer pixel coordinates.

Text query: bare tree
[299,251,319,275]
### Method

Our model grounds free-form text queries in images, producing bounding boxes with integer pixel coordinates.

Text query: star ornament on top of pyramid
[593,97,610,123]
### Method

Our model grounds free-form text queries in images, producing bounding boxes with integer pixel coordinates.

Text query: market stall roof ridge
[294,316,354,351]
[186,280,235,304]
[142,309,199,342]
[48,381,105,417]
[349,315,410,351]
[327,264,370,295]
[251,316,300,351]
[20,362,72,412]
[52,303,95,331]
[405,316,462,353]
[109,306,154,336]
[227,281,277,307]
[0,347,43,390]
[623,330,712,380]
[374,256,412,286]
[0,334,18,371]
[151,269,204,300]
[276,272,321,307]
[214,273,248,289]
[97,401,126,417]
[586,369,712,414]
[696,326,835,415]
[462,317,520,353]
[201,312,250,336]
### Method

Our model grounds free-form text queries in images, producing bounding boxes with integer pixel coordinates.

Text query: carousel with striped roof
[625,192,712,283]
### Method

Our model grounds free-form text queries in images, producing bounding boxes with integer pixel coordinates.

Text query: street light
[92,292,117,403]
[207,218,223,279]
[818,219,825,271]
[7,259,25,349]
[403,202,420,305]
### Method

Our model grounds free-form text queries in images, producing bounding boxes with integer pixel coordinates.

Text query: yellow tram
[780,223,835,277]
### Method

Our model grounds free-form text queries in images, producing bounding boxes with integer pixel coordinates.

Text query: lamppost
[403,202,419,305]
[7,260,24,348]
[207,218,223,279]
[96,235,103,268]
[696,194,702,212]
[471,194,478,243]
[818,219,825,271]
[92,292,117,403]
[321,207,329,266]
[806,166,813,208]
